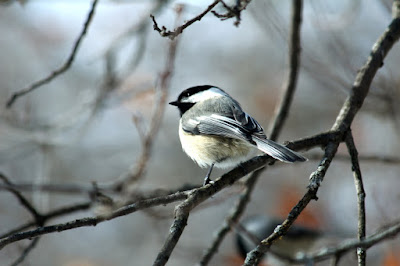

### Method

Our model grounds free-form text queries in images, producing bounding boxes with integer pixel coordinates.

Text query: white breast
[178,120,255,169]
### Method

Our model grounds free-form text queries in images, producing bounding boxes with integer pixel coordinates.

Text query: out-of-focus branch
[150,0,220,40]
[6,0,99,108]
[0,201,91,240]
[9,237,40,266]
[345,132,366,266]
[0,189,188,249]
[199,170,262,266]
[0,173,43,225]
[304,219,400,263]
[112,6,183,192]
[268,0,303,141]
[243,219,400,265]
[100,0,170,105]
[0,173,44,265]
[244,3,400,264]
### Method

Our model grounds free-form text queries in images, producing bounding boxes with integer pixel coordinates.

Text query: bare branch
[244,141,339,265]
[199,170,262,265]
[0,173,43,224]
[6,0,99,108]
[9,237,40,266]
[332,1,400,132]
[0,190,188,249]
[152,153,275,266]
[244,2,400,264]
[241,219,400,265]
[345,131,366,266]
[304,219,400,262]
[150,1,220,40]
[212,0,253,26]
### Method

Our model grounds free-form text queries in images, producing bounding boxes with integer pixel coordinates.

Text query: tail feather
[252,136,307,163]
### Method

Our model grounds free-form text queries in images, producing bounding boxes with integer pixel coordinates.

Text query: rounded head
[169,85,228,115]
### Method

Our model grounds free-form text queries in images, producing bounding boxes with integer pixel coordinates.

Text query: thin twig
[9,237,40,266]
[150,0,220,40]
[0,173,43,224]
[6,0,99,108]
[345,132,366,266]
[247,219,400,265]
[268,0,303,141]
[0,201,90,240]
[211,0,253,26]
[304,219,400,262]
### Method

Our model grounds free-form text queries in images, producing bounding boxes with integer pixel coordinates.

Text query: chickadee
[169,85,307,185]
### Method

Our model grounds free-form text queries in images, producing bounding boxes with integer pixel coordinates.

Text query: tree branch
[150,1,220,40]
[6,0,99,108]
[244,4,400,263]
[243,141,339,265]
[199,170,262,265]
[305,219,400,263]
[0,190,188,249]
[345,131,366,266]
[9,237,40,266]
[211,0,253,26]
[0,173,43,225]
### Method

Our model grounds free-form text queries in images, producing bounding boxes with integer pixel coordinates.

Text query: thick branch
[6,0,99,108]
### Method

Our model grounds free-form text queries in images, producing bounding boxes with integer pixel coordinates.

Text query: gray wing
[183,113,307,163]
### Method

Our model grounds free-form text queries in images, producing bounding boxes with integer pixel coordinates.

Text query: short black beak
[169,101,179,106]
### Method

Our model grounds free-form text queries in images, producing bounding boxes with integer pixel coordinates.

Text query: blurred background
[1,0,400,265]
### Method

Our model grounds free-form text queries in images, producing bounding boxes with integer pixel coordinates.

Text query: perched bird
[169,85,307,185]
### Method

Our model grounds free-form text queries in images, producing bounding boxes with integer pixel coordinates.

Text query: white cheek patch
[183,87,227,103]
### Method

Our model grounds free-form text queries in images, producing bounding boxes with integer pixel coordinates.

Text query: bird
[169,85,307,185]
